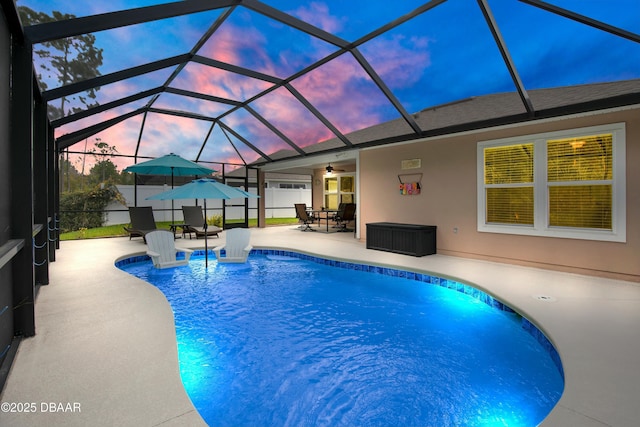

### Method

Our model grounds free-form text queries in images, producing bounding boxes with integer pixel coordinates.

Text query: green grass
[59,218,300,240]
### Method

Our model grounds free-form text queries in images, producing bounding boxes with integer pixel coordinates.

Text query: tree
[59,143,126,231]
[88,161,120,187]
[59,185,126,233]
[119,170,136,185]
[87,139,119,185]
[18,4,104,120]
[59,156,82,192]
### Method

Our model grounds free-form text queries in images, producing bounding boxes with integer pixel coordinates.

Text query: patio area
[1,226,639,427]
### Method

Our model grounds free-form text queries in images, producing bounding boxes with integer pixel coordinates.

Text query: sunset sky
[18,0,640,171]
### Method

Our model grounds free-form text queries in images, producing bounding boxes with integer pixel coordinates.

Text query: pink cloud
[57,113,145,172]
[53,2,433,168]
[289,2,345,34]
[198,18,279,77]
[172,62,273,102]
[137,113,210,158]
[56,109,213,171]
[250,87,334,147]
[291,53,390,135]
[360,34,432,89]
[153,92,230,118]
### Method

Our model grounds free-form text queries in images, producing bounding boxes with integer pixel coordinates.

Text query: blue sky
[17,0,640,169]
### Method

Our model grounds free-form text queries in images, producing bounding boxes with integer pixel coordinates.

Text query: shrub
[207,214,223,227]
[60,185,125,232]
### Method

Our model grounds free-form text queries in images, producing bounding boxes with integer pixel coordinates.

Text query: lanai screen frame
[13,0,640,172]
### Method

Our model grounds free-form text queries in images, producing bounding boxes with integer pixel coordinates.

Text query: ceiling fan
[325,163,346,174]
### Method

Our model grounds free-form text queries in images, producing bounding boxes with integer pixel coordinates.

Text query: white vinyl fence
[104,185,311,225]
[263,187,311,218]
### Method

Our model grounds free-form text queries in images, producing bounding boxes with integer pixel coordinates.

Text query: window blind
[548,185,612,229]
[547,133,613,229]
[484,144,533,184]
[547,134,612,182]
[484,143,534,224]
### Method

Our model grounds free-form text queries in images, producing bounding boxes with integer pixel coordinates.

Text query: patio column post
[33,95,49,286]
[10,35,36,336]
[48,125,58,258]
[257,169,266,228]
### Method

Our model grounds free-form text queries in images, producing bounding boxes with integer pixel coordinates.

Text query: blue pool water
[118,250,564,427]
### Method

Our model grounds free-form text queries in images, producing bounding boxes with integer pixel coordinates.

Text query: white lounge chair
[145,230,193,269]
[213,228,252,263]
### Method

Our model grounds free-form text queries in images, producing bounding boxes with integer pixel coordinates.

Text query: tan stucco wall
[359,107,640,281]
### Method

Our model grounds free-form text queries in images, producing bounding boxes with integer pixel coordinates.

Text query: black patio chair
[333,203,356,232]
[182,206,222,239]
[331,203,347,227]
[294,203,317,231]
[124,206,158,241]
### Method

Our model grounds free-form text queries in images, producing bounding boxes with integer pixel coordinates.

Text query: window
[323,174,355,209]
[278,183,306,189]
[477,123,626,242]
[484,143,534,225]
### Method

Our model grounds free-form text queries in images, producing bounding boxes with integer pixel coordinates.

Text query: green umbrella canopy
[146,178,259,201]
[146,178,258,268]
[126,153,216,223]
[124,153,215,177]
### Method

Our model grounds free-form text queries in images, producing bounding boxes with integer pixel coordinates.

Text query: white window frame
[323,172,355,209]
[278,183,307,189]
[477,123,626,242]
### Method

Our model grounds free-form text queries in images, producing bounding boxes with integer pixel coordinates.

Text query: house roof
[357,78,640,144]
[251,78,640,166]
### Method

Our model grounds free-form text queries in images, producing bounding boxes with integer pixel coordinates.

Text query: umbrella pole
[171,169,175,224]
[204,200,208,267]
[134,174,138,206]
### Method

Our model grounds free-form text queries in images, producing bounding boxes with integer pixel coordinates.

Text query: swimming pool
[117,249,564,427]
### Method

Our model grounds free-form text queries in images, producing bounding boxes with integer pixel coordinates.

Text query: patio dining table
[311,209,339,233]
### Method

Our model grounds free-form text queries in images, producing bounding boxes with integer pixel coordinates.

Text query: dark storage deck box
[366,222,436,257]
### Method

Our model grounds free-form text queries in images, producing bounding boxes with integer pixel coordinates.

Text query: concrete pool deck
[1,225,639,426]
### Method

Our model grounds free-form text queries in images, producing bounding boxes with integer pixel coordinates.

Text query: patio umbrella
[147,178,259,267]
[124,153,216,222]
